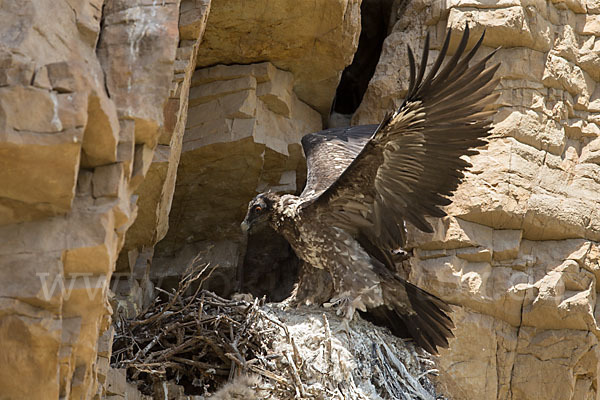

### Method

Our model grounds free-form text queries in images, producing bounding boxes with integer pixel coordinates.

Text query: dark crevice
[96,2,112,99]
[329,0,395,127]
[239,226,299,302]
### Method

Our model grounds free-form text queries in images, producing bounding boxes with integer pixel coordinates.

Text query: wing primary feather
[430,52,500,104]
[412,33,430,98]
[406,45,417,100]
[431,58,496,101]
[367,278,455,355]
[301,25,500,276]
[428,64,501,114]
[429,25,471,89]
[447,29,486,82]
[420,28,452,94]
[293,28,502,353]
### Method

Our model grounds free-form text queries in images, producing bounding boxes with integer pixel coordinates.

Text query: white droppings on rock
[49,91,63,132]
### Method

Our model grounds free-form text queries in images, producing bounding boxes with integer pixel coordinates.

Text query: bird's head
[241,192,280,233]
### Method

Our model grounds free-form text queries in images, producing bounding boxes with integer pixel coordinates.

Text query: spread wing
[300,125,376,201]
[300,26,501,251]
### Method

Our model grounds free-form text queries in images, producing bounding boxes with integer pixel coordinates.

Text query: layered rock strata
[4,0,600,399]
[0,1,208,398]
[152,62,321,294]
[195,0,362,116]
[354,1,600,398]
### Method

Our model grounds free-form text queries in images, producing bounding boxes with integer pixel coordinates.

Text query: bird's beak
[240,220,250,232]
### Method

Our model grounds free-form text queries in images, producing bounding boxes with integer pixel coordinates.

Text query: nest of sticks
[111,261,444,399]
[111,262,290,396]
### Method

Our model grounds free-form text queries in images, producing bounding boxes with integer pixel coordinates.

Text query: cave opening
[329,0,396,127]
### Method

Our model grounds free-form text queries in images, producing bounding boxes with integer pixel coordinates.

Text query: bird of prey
[241,27,500,354]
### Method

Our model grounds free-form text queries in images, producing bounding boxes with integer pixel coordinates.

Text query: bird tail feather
[361,277,454,355]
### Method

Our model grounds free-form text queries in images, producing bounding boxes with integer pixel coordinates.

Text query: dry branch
[111,261,446,399]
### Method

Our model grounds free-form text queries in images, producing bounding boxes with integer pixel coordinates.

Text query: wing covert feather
[300,125,377,201]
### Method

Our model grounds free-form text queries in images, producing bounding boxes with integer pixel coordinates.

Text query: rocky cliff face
[1,0,600,399]
[354,1,600,398]
[0,0,209,398]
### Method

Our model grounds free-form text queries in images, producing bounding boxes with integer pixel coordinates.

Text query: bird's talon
[324,295,357,320]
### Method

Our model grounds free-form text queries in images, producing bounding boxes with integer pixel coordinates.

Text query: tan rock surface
[195,0,362,116]
[155,63,320,254]
[118,0,211,273]
[3,0,600,399]
[153,62,321,288]
[355,1,600,399]
[97,0,180,148]
[0,0,206,398]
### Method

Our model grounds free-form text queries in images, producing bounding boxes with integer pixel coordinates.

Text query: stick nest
[111,263,284,396]
[111,262,445,399]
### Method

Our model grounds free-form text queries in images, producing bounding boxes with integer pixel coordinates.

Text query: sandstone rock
[435,308,518,400]
[492,230,523,261]
[119,2,211,273]
[408,220,531,328]
[71,0,104,47]
[422,239,600,400]
[0,86,63,132]
[0,300,62,400]
[97,325,115,358]
[511,328,599,400]
[97,0,180,148]
[105,368,128,396]
[446,6,554,52]
[0,251,65,312]
[0,0,123,225]
[62,205,120,277]
[0,132,82,225]
[3,1,600,399]
[81,90,120,168]
[0,59,92,226]
[105,368,152,399]
[58,317,82,399]
[129,144,154,191]
[0,0,190,398]
[0,50,35,86]
[195,0,361,116]
[92,163,125,198]
[356,2,600,399]
[155,63,321,263]
[179,0,212,40]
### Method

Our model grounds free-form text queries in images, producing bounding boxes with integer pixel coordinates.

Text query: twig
[284,351,306,398]
[322,313,333,374]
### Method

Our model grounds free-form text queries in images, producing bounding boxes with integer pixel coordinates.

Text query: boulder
[195,0,362,116]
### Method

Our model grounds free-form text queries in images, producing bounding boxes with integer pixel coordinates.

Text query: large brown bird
[241,27,500,354]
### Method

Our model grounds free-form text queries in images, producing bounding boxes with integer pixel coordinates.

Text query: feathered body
[242,27,500,354]
[272,194,383,311]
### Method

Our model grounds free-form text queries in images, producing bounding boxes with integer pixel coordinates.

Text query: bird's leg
[325,272,382,336]
[323,290,369,337]
[336,319,352,338]
[277,284,302,310]
[278,262,333,310]
[323,291,362,320]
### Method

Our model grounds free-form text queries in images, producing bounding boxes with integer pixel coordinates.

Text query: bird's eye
[254,205,262,212]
